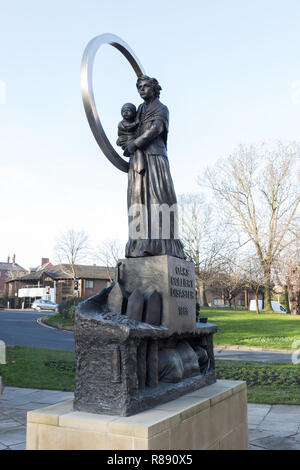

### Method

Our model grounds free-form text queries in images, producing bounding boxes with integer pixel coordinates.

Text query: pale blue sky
[1,0,299,268]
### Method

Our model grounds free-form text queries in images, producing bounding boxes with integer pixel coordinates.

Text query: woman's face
[137,80,154,101]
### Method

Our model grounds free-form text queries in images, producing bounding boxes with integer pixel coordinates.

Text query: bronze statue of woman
[123,75,185,260]
[80,35,185,259]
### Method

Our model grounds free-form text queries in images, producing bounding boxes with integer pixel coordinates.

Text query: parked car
[31,299,58,312]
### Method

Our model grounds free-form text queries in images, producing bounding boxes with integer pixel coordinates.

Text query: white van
[249,300,287,313]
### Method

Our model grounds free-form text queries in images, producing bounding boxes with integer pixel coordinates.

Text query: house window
[85,280,94,289]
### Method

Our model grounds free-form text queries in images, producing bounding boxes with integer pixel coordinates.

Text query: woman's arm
[134,119,164,149]
[124,119,164,156]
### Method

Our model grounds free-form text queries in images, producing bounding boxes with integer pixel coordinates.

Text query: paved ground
[214,347,293,363]
[1,385,300,450]
[0,386,73,450]
[248,403,300,450]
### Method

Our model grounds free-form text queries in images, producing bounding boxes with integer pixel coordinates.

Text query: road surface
[0,309,74,351]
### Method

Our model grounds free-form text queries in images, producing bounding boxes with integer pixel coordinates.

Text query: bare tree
[242,255,265,313]
[97,239,124,282]
[178,193,234,306]
[274,241,300,314]
[54,229,91,280]
[204,141,300,311]
[211,257,246,308]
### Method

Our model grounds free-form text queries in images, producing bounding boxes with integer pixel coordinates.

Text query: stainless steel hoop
[80,33,145,173]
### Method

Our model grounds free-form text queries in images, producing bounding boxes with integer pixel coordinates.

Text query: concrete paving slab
[248,443,266,450]
[0,401,49,410]
[9,442,26,450]
[0,408,28,425]
[1,388,40,396]
[252,436,300,450]
[269,405,300,415]
[0,420,22,430]
[248,429,273,441]
[257,421,300,434]
[0,426,26,446]
[248,424,261,430]
[261,416,300,426]
[247,404,272,414]
[0,397,39,406]
[0,413,16,422]
[271,431,300,438]
[248,415,266,425]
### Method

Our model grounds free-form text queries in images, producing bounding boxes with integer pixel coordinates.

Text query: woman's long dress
[125,98,185,260]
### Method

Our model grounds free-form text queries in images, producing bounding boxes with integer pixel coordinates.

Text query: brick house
[6,263,115,308]
[203,285,263,309]
[0,255,26,297]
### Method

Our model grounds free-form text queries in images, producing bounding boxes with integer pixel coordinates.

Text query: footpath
[1,385,300,450]
[214,346,293,363]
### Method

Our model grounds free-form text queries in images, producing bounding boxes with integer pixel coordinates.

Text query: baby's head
[121,103,136,122]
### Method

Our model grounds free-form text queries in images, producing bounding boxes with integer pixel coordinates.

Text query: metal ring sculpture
[80,33,145,173]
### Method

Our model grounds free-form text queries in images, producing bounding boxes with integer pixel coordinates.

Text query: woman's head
[136,75,162,100]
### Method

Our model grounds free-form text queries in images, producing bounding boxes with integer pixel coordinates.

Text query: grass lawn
[43,314,74,329]
[202,307,300,350]
[216,360,300,405]
[1,346,300,405]
[0,346,74,391]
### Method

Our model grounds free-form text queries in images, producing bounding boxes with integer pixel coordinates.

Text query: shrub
[58,297,83,320]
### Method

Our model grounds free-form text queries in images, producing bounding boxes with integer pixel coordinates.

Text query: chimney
[12,254,16,264]
[41,258,50,266]
[7,255,10,263]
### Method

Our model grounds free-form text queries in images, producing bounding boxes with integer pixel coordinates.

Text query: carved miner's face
[137,79,154,101]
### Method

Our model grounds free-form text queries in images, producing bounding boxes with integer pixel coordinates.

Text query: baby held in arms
[116,103,145,175]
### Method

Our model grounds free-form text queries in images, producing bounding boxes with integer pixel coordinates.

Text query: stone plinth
[119,255,196,334]
[26,380,248,450]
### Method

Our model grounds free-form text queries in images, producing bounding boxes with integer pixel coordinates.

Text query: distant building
[28,258,52,274]
[0,255,26,297]
[5,262,115,308]
[204,285,263,309]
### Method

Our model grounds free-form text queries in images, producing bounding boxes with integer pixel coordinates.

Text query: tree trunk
[263,267,272,311]
[288,285,297,314]
[244,288,249,309]
[290,299,298,315]
[284,285,291,313]
[199,281,209,307]
[255,292,260,314]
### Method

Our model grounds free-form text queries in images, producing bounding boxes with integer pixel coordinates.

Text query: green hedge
[58,297,83,320]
